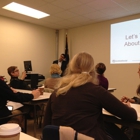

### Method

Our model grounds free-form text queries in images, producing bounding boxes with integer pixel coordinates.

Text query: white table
[15,89,51,101]
[8,89,51,137]
[20,132,39,140]
[19,90,51,137]
[108,88,116,93]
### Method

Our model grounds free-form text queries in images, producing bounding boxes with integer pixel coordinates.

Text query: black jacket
[53,60,68,76]
[10,77,31,90]
[0,79,33,124]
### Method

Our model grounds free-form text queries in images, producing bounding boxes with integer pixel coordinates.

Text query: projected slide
[110,18,140,64]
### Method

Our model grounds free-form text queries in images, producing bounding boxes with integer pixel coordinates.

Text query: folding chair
[41,125,94,140]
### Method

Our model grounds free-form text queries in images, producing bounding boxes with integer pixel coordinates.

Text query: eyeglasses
[14,69,19,72]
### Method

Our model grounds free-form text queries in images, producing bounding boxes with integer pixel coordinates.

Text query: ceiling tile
[41,16,63,22]
[76,0,95,4]
[53,11,78,19]
[0,0,140,29]
[67,16,91,23]
[51,0,82,9]
[99,6,129,16]
[37,3,64,14]
[68,5,96,15]
[86,0,119,10]
[112,0,138,4]
[43,0,57,3]
[83,11,108,20]
[120,1,140,11]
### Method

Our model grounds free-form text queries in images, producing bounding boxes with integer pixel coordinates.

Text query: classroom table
[24,93,51,137]
[108,88,116,93]
[8,88,116,137]
[14,89,51,137]
[103,103,140,129]
[20,132,39,140]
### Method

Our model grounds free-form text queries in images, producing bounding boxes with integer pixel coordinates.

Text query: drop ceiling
[0,0,140,30]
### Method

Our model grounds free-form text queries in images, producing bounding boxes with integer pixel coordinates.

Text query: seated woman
[43,52,137,140]
[95,62,109,90]
[44,64,62,90]
[121,64,140,140]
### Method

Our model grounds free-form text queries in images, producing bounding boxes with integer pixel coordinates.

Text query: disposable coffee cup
[0,123,21,140]
[38,87,44,95]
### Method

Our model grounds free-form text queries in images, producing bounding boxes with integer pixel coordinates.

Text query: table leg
[33,105,37,137]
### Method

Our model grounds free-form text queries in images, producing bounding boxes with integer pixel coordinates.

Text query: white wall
[67,14,140,99]
[1,14,140,100]
[0,16,56,82]
[58,29,67,57]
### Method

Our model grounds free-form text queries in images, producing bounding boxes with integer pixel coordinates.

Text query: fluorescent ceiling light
[2,2,50,19]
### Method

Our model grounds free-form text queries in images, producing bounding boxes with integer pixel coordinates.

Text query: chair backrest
[42,125,59,140]
[42,125,94,140]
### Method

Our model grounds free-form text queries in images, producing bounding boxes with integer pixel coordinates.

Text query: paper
[7,101,23,110]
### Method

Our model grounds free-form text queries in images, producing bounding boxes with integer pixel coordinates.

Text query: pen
[125,99,129,103]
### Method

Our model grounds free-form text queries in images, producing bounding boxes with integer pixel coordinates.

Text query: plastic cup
[0,123,21,140]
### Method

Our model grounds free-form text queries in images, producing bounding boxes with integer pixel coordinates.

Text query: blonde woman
[44,64,62,90]
[43,52,137,140]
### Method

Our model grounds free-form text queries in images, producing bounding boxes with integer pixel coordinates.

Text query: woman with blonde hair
[44,52,137,140]
[49,64,62,78]
[44,64,62,90]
